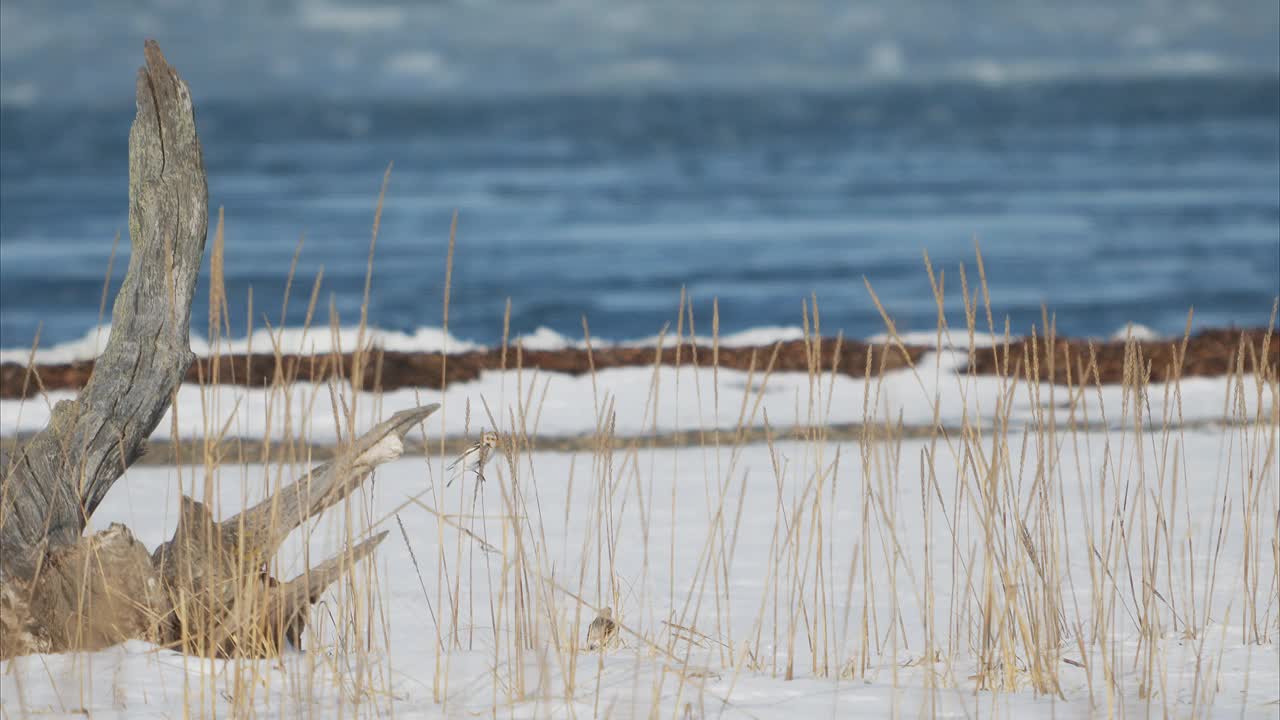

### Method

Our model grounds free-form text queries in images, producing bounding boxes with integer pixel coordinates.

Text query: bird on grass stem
[587,607,618,651]
[447,431,499,487]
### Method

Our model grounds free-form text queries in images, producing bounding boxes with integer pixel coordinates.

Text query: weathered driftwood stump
[0,41,435,660]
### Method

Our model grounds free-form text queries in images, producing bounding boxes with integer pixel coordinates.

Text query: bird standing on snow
[586,607,619,650]
[447,431,499,487]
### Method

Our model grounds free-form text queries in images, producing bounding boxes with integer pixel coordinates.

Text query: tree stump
[0,41,435,660]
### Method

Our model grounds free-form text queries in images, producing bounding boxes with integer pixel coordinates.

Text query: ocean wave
[3,1,1276,107]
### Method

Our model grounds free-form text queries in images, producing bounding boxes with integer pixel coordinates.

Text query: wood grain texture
[0,40,208,580]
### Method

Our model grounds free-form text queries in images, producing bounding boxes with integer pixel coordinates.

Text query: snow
[0,323,808,364]
[864,329,1009,348]
[0,321,1165,365]
[3,333,1276,717]
[2,351,1270,443]
[3,423,1277,717]
[0,324,487,365]
[1109,322,1162,341]
[510,324,809,351]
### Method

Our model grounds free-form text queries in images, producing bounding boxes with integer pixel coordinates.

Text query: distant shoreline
[1,327,1273,401]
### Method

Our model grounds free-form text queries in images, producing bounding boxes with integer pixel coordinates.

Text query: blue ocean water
[1,76,1278,350]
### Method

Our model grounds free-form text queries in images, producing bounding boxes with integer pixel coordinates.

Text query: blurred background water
[2,1,1277,350]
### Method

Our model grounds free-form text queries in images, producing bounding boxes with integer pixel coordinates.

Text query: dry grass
[2,176,1277,718]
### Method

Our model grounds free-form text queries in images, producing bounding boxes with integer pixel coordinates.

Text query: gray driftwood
[0,41,435,660]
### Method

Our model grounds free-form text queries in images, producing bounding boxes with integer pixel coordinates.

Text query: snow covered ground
[2,349,1271,444]
[3,325,1276,718]
[3,414,1277,717]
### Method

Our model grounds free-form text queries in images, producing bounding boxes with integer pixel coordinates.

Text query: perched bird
[586,607,619,651]
[447,431,499,487]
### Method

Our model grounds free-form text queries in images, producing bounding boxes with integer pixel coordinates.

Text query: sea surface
[2,75,1278,353]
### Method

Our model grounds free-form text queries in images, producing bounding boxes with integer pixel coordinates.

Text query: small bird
[447,431,499,487]
[586,607,619,651]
